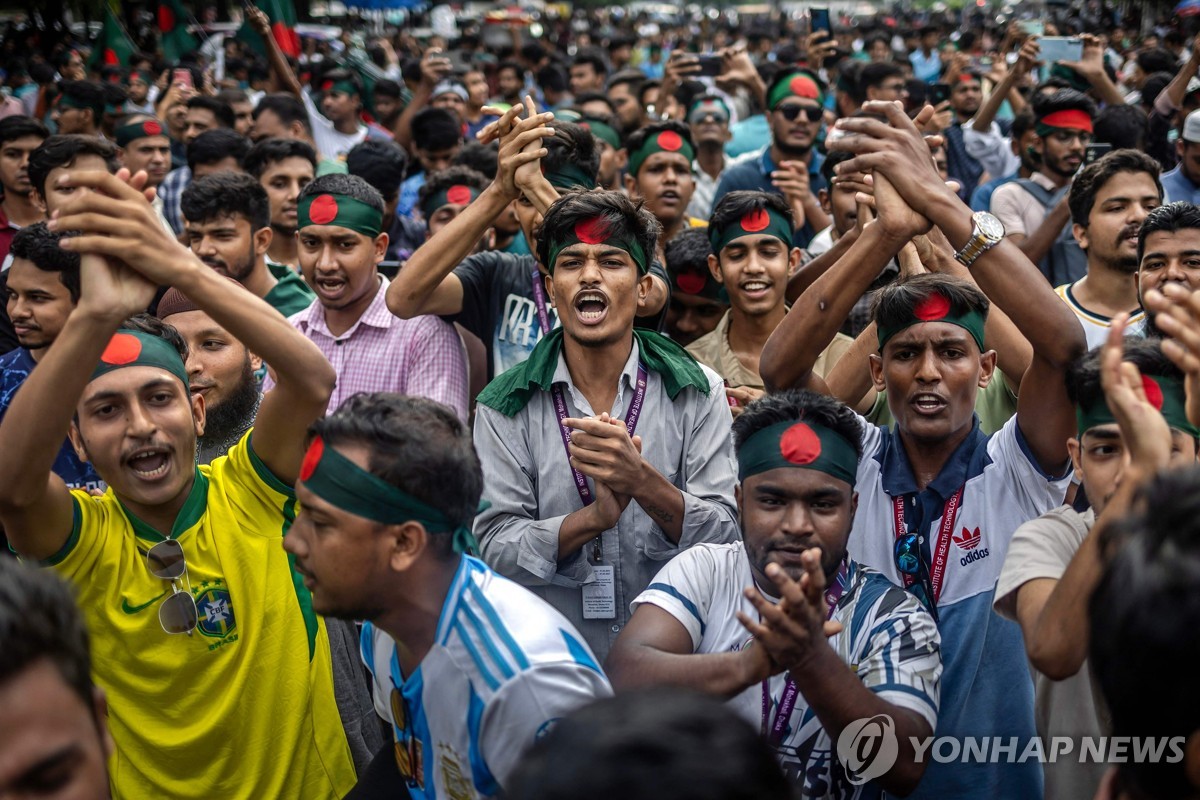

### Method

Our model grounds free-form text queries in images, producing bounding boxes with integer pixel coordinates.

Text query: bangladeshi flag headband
[1076,374,1200,438]
[709,206,793,255]
[299,192,383,237]
[627,129,695,178]
[546,215,649,274]
[737,419,858,487]
[299,435,484,555]
[876,290,987,353]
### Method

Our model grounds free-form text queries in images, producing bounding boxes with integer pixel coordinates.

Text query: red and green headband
[115,118,165,148]
[737,419,858,487]
[709,206,793,255]
[420,183,481,220]
[877,291,987,353]
[298,436,481,554]
[627,129,695,178]
[1036,109,1093,138]
[546,215,649,274]
[1077,374,1200,438]
[299,193,383,237]
[768,71,824,111]
[91,330,189,388]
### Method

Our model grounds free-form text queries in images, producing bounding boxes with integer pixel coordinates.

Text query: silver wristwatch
[953,211,1005,268]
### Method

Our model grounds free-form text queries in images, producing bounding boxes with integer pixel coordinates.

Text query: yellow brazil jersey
[43,432,357,799]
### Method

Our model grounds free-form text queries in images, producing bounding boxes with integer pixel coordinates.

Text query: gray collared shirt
[473,340,740,661]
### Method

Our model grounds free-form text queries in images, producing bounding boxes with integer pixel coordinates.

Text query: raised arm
[52,170,336,485]
[385,102,554,319]
[832,101,1086,473]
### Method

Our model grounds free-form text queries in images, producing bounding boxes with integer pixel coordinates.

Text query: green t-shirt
[866,367,1018,435]
[265,261,315,317]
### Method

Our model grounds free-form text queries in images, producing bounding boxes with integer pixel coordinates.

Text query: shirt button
[610,624,621,633]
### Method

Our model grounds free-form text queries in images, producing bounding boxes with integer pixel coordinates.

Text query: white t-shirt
[633,542,941,798]
[361,556,612,799]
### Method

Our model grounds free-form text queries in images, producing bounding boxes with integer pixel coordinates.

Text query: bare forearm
[763,225,901,391]
[388,185,510,317]
[608,646,758,698]
[791,643,932,795]
[633,465,685,543]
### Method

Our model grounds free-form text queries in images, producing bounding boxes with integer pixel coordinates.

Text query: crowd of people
[1,3,1200,799]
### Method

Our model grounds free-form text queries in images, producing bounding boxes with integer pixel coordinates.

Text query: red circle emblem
[100,333,142,366]
[446,185,472,206]
[741,209,770,233]
[574,217,610,245]
[299,436,325,482]
[1141,375,1164,411]
[780,422,822,465]
[913,292,951,321]
[677,273,707,294]
[656,130,683,151]
[143,120,163,136]
[309,194,339,225]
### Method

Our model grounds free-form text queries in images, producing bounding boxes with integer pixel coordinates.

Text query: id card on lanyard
[760,560,850,746]
[551,365,648,620]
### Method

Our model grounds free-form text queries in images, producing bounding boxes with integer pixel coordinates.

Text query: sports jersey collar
[876,416,988,499]
[121,467,209,544]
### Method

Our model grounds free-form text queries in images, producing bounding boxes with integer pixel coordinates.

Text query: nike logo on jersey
[121,589,168,614]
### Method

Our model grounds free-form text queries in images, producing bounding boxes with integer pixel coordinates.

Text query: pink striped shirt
[273,275,469,420]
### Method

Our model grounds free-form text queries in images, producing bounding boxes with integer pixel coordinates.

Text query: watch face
[976,213,1005,242]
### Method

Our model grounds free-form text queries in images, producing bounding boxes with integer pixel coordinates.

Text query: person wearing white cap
[1160,107,1200,204]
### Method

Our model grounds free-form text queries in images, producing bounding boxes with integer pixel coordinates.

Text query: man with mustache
[1055,150,1163,349]
[472,189,739,662]
[181,172,314,318]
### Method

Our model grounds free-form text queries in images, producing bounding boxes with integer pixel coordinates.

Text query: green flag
[158,0,200,62]
[90,2,136,70]
[236,0,299,59]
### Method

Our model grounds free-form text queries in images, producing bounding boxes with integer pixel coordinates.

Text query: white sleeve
[480,663,613,790]
[630,545,722,650]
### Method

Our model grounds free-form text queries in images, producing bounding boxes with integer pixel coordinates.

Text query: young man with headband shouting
[473,189,739,662]
[608,389,942,797]
[0,168,360,798]
[284,392,611,798]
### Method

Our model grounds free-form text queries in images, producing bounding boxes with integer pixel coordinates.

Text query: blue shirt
[1161,165,1200,205]
[0,348,102,490]
[970,170,1020,213]
[712,148,826,248]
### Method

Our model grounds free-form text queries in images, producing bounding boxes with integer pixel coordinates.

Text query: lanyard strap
[892,487,964,605]
[760,560,849,745]
[531,267,552,336]
[552,363,649,507]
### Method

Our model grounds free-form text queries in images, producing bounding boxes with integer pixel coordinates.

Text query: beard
[200,359,260,444]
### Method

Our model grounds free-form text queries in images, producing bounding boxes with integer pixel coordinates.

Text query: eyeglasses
[776,104,824,122]
[893,532,940,623]
[147,539,198,635]
[390,687,424,787]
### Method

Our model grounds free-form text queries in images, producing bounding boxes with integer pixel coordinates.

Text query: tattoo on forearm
[643,503,675,524]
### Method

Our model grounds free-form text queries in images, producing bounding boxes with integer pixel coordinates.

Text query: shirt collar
[877,416,988,499]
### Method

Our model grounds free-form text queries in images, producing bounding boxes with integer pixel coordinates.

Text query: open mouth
[574,289,609,325]
[910,393,947,416]
[125,446,172,479]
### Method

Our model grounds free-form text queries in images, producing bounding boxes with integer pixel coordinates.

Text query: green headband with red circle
[420,183,482,220]
[91,329,189,388]
[737,419,858,487]
[627,128,695,178]
[546,215,649,274]
[299,435,480,554]
[298,192,383,237]
[709,206,793,255]
[1076,374,1200,437]
[115,118,165,148]
[768,71,824,110]
[877,290,987,353]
